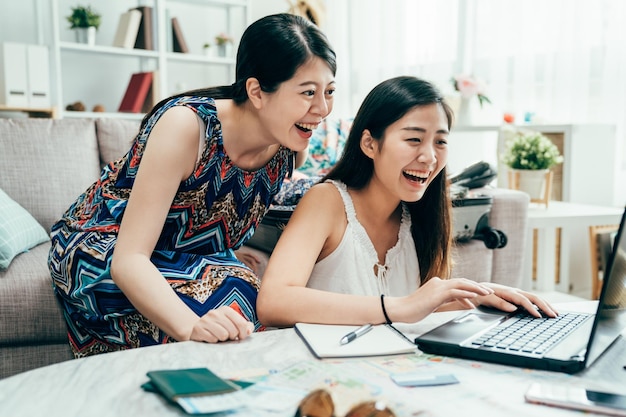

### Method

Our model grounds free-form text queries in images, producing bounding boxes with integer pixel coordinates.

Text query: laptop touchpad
[421,312,504,344]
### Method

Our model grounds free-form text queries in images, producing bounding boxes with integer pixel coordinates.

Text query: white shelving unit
[46,0,250,119]
[450,123,618,207]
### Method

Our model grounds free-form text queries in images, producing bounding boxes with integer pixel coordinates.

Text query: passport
[145,368,239,401]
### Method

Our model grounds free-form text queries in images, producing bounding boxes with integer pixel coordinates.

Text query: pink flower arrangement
[215,32,233,46]
[451,74,491,107]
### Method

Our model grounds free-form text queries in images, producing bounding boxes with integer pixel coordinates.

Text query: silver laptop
[415,207,626,374]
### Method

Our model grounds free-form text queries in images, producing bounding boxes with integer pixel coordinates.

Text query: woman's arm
[258,183,387,326]
[110,106,251,342]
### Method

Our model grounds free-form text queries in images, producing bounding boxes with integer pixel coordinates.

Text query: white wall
[249,0,286,20]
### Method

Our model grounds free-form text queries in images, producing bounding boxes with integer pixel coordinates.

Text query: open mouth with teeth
[403,169,428,184]
[295,122,317,133]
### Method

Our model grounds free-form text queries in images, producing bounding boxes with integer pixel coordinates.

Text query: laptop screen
[585,208,626,367]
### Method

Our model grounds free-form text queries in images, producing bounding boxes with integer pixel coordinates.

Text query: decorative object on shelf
[215,32,233,57]
[65,101,86,112]
[203,42,211,56]
[66,5,101,46]
[451,73,491,126]
[508,168,553,205]
[92,104,105,112]
[286,0,326,27]
[503,112,515,124]
[502,130,563,206]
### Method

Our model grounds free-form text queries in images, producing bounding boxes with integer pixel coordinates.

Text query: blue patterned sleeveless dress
[48,96,294,357]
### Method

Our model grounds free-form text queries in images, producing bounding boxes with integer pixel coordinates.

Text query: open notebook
[294,323,416,359]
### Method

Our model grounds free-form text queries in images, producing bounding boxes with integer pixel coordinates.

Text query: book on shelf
[118,72,153,113]
[294,322,417,359]
[142,70,160,113]
[112,9,142,49]
[171,17,189,53]
[132,6,154,50]
[164,9,173,52]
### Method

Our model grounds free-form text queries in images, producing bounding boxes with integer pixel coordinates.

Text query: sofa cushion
[0,243,68,345]
[0,118,101,233]
[483,188,530,289]
[297,118,352,177]
[0,188,50,269]
[95,118,141,166]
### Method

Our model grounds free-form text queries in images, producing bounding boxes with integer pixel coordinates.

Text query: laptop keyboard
[471,312,590,355]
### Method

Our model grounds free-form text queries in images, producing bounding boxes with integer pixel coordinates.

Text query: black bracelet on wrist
[380,294,392,324]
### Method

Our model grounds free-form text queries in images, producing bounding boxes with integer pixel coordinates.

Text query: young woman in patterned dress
[48,13,336,357]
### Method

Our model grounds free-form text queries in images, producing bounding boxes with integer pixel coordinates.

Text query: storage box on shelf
[0,42,52,113]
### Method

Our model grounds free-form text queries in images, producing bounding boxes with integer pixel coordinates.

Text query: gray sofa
[0,117,140,379]
[0,117,530,379]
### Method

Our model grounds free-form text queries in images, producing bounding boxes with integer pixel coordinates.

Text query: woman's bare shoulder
[289,181,345,229]
[298,181,343,207]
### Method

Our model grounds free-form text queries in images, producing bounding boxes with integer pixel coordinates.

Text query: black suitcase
[451,192,507,249]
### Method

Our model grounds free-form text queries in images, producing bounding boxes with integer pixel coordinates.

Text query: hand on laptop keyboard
[515,306,553,318]
[472,283,559,319]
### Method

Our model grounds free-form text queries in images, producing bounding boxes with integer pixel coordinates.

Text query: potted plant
[66,5,101,46]
[502,130,563,203]
[214,32,233,57]
[202,42,211,56]
[451,73,491,125]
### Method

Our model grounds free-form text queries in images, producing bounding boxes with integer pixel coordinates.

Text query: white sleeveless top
[306,180,420,296]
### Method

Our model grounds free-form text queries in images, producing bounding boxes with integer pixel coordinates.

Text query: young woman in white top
[257,76,557,327]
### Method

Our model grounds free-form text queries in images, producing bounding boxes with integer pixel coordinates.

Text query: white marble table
[1,301,625,417]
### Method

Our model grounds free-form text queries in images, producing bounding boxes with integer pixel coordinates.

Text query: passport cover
[146,368,239,400]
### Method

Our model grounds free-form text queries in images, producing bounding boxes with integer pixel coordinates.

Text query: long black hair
[324,76,454,282]
[141,13,337,126]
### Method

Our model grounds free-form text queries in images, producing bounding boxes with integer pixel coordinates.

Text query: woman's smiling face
[367,103,449,203]
[259,57,336,152]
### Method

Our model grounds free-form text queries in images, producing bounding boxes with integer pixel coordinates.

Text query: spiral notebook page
[294,323,417,359]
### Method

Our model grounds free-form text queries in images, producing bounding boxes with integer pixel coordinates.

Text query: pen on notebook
[340,324,373,345]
